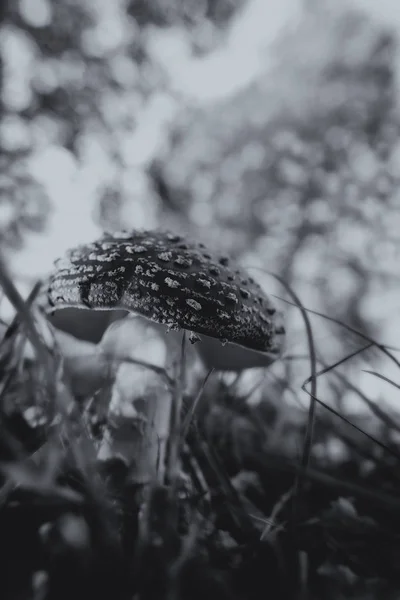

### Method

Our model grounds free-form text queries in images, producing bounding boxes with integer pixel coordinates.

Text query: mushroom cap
[48,307,128,344]
[47,230,285,358]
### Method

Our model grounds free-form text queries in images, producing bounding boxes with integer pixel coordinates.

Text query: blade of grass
[281,349,400,437]
[190,430,258,542]
[273,295,400,371]
[362,369,400,391]
[250,268,318,524]
[299,346,400,461]
[332,369,400,434]
[300,386,400,461]
[253,453,400,515]
[180,368,214,441]
[0,266,49,367]
[166,330,187,496]
[3,281,43,340]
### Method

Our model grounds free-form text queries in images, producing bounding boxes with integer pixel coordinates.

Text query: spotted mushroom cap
[47,230,285,357]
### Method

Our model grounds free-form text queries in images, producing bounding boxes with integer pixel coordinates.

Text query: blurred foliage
[149,7,400,348]
[0,0,247,249]
[127,0,247,55]
[0,155,50,250]
[1,0,246,152]
[1,1,400,387]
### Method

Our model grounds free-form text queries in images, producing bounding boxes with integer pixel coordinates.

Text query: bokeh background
[1,0,400,414]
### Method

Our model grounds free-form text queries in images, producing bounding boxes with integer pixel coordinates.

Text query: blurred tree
[0,155,50,250]
[147,5,400,355]
[1,0,399,395]
[126,0,247,56]
[0,0,247,250]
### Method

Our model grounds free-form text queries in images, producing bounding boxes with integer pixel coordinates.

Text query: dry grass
[1,269,400,600]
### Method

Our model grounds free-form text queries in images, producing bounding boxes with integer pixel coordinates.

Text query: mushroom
[44,229,285,483]
[46,229,285,371]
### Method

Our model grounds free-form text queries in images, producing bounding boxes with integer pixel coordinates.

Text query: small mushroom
[46,229,285,370]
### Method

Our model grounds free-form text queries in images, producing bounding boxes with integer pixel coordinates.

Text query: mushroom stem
[165,331,187,488]
[98,364,172,485]
[52,316,176,483]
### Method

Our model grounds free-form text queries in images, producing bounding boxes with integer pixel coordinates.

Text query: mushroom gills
[47,307,129,344]
[195,333,280,371]
[47,307,281,372]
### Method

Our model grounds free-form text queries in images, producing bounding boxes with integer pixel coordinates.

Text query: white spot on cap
[189,332,201,344]
[217,310,231,320]
[198,278,211,289]
[165,277,180,288]
[174,256,192,267]
[127,244,147,253]
[109,266,126,275]
[186,299,202,311]
[158,251,173,262]
[226,292,238,303]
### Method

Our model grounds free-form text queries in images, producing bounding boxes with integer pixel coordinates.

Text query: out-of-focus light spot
[279,157,307,186]
[351,0,400,29]
[189,200,213,226]
[191,172,215,201]
[109,55,139,88]
[240,142,266,169]
[19,0,52,28]
[1,27,37,111]
[337,221,368,255]
[329,266,359,299]
[351,145,378,183]
[32,60,59,93]
[308,199,334,226]
[0,198,15,229]
[81,0,130,57]
[325,437,349,462]
[117,169,159,230]
[220,155,243,183]
[28,146,76,185]
[292,239,323,279]
[119,195,159,230]
[10,147,101,278]
[0,115,31,151]
[148,0,302,102]
[31,115,66,149]
[121,93,178,166]
[389,141,400,174]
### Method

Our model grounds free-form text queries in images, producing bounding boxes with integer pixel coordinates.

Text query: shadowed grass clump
[2,268,400,600]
